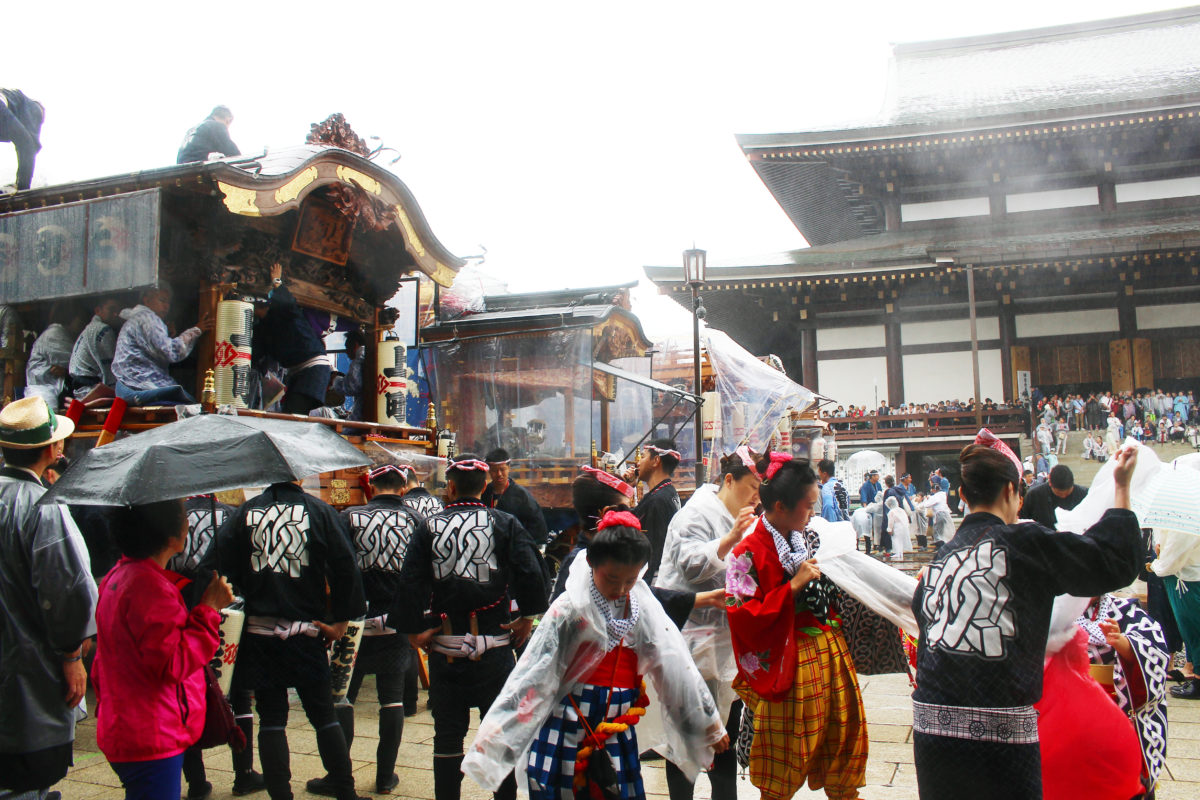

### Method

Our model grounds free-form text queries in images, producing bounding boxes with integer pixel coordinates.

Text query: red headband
[581,465,635,498]
[761,452,793,481]
[974,428,1024,479]
[597,510,642,531]
[369,464,413,482]
[646,444,681,460]
[448,459,490,473]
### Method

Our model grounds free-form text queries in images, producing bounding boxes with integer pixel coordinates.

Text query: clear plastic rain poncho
[652,483,739,723]
[809,516,920,637]
[461,554,725,791]
[1045,439,1162,655]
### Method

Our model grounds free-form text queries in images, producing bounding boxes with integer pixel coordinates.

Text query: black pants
[913,732,1042,800]
[256,681,355,800]
[664,699,742,800]
[428,649,516,800]
[0,742,73,793]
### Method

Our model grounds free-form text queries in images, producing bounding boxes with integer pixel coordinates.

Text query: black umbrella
[42,413,370,507]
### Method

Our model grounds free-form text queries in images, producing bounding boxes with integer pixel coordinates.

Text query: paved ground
[59,670,1200,799]
[57,433,1200,799]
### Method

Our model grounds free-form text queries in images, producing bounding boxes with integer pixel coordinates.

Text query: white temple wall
[902,349,1004,406]
[817,356,888,409]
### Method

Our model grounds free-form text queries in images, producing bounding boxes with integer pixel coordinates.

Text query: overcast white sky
[4,0,1191,338]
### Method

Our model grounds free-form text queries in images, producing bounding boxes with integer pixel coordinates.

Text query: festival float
[0,116,460,506]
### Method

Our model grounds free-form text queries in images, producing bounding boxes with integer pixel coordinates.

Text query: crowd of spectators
[1032,389,1200,457]
[827,398,1023,431]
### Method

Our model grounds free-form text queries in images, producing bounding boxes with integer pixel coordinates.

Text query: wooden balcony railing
[826,407,1029,441]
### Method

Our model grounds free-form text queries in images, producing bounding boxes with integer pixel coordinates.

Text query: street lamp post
[683,247,707,484]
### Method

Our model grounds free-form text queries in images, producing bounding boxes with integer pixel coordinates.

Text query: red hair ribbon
[735,445,756,471]
[597,510,642,531]
[646,444,681,460]
[368,463,413,482]
[448,458,490,472]
[762,452,793,481]
[975,428,1024,478]
[581,465,635,498]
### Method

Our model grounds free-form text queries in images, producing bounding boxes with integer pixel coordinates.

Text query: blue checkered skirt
[527,683,644,800]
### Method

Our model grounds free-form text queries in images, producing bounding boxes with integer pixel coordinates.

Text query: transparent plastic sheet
[436,264,508,320]
[429,328,593,465]
[1046,440,1161,655]
[462,554,724,790]
[701,328,814,461]
[605,356,654,465]
[368,441,447,494]
[843,450,888,484]
[809,517,920,637]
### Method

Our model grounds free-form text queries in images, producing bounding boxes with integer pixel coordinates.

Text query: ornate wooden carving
[306,114,393,233]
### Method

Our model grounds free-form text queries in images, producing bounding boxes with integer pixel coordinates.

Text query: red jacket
[93,557,220,762]
[724,519,835,701]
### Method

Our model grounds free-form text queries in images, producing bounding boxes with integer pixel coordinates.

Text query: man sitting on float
[111,285,212,406]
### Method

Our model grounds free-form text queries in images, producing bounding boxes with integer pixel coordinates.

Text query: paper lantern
[213,301,253,407]
[376,340,407,424]
[209,605,245,696]
[329,618,364,703]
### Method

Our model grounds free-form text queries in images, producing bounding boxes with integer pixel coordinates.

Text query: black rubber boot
[314,723,360,800]
[433,755,465,800]
[404,659,419,716]
[183,747,210,799]
[376,705,405,791]
[306,705,357,797]
[258,727,293,800]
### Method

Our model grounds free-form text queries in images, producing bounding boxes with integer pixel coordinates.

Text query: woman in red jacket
[93,499,234,800]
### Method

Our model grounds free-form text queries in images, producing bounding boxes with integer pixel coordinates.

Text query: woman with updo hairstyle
[911,439,1143,800]
[725,452,869,800]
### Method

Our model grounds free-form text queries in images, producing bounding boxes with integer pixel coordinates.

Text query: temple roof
[738,6,1200,150]
[645,207,1200,284]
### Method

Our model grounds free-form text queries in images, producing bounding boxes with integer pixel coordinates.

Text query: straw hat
[0,396,75,449]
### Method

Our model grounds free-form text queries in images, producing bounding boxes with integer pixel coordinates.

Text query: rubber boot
[231,712,266,795]
[433,755,464,800]
[376,705,405,791]
[305,704,357,796]
[314,722,359,800]
[183,747,211,800]
[258,726,293,800]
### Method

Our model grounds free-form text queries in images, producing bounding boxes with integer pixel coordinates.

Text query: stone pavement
[58,669,1200,799]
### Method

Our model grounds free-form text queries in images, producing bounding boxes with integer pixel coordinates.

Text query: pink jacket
[93,557,220,762]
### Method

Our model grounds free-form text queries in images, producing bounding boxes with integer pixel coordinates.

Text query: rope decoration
[571,680,650,797]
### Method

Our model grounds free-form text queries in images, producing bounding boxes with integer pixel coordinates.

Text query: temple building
[647,7,1200,410]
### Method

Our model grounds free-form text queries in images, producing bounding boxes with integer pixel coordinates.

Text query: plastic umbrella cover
[42,413,369,507]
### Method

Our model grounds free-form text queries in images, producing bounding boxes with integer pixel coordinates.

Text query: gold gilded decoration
[429,263,457,288]
[593,313,651,362]
[330,478,351,506]
[274,167,319,206]
[336,166,381,196]
[292,194,354,266]
[217,182,261,216]
[393,205,428,257]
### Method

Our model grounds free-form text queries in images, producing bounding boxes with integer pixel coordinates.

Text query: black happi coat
[912,508,1141,709]
[634,479,680,584]
[482,479,548,546]
[342,494,422,619]
[391,500,548,638]
[401,487,443,518]
[204,482,365,623]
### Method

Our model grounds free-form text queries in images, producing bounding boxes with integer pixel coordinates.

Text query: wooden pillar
[195,281,221,398]
[599,396,610,454]
[364,308,381,423]
[998,303,1016,403]
[884,201,901,232]
[800,327,818,392]
[1099,181,1117,213]
[1110,339,1134,395]
[1118,287,1137,339]
[885,322,903,405]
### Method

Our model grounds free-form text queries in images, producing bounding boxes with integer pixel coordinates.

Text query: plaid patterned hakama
[527,683,644,800]
[735,628,867,800]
